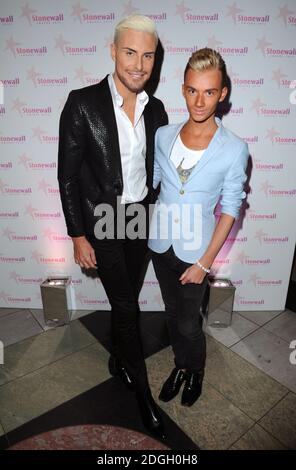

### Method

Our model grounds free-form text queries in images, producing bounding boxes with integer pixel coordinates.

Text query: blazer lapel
[144,104,156,191]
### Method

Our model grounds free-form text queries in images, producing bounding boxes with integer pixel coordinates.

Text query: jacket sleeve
[153,128,162,190]
[57,91,86,237]
[220,142,249,220]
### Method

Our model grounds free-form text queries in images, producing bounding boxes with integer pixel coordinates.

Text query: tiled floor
[0,306,295,450]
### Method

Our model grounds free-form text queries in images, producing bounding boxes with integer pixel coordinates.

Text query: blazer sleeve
[153,128,162,190]
[220,142,249,220]
[57,91,86,237]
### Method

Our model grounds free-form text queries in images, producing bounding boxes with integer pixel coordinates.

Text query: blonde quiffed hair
[184,48,227,87]
[114,14,158,44]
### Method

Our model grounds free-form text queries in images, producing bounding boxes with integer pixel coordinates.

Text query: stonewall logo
[31,250,66,265]
[271,68,292,89]
[0,106,5,116]
[163,100,188,116]
[0,134,26,144]
[9,271,43,285]
[25,204,61,221]
[256,36,296,58]
[231,72,264,88]
[276,4,296,26]
[0,14,13,25]
[37,179,60,197]
[5,36,47,57]
[2,227,37,242]
[248,274,282,287]
[235,251,271,266]
[32,127,59,144]
[259,180,296,198]
[165,43,199,55]
[0,161,12,170]
[55,34,96,56]
[12,98,52,117]
[0,211,19,219]
[246,209,277,222]
[74,66,102,86]
[225,235,248,244]
[226,3,269,25]
[26,67,67,87]
[75,291,109,306]
[18,154,56,171]
[0,292,31,304]
[0,255,25,264]
[265,127,296,145]
[254,158,284,172]
[0,180,32,196]
[234,294,264,306]
[70,2,115,23]
[254,229,289,245]
[206,35,248,56]
[0,77,20,88]
[175,0,218,23]
[242,135,259,145]
[20,3,64,25]
[230,106,244,116]
[251,98,291,117]
[43,228,72,243]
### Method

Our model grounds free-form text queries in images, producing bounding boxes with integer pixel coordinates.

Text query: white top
[108,74,149,204]
[170,135,205,170]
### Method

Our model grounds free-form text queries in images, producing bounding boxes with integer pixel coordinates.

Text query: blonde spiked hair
[184,48,227,87]
[114,15,158,44]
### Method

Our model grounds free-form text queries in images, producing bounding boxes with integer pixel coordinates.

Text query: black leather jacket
[58,76,168,237]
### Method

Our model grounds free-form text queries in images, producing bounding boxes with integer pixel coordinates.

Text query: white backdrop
[1,0,295,311]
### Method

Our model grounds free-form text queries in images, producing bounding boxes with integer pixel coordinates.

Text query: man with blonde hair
[58,15,168,439]
[149,48,249,407]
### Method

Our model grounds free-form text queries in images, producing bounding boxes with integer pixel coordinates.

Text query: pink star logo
[207,35,223,49]
[9,271,20,283]
[122,0,139,16]
[5,36,21,58]
[76,291,87,304]
[226,2,243,24]
[251,98,266,116]
[0,179,9,194]
[248,273,261,286]
[173,67,183,81]
[32,126,47,143]
[31,250,42,263]
[18,153,32,169]
[234,293,244,305]
[104,34,113,49]
[158,34,172,47]
[277,4,294,26]
[265,127,280,144]
[25,204,38,219]
[260,180,274,197]
[254,229,268,244]
[272,68,287,88]
[227,66,239,79]
[71,2,88,23]
[153,293,164,308]
[26,67,42,87]
[43,228,56,240]
[2,227,15,241]
[74,66,91,85]
[256,36,272,57]
[0,291,10,303]
[235,251,249,264]
[175,1,192,23]
[20,3,37,26]
[38,179,52,195]
[55,34,70,56]
[11,97,27,117]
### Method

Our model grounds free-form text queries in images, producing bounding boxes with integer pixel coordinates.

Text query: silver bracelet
[195,260,211,274]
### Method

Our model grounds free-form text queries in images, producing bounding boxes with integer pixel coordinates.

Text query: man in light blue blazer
[148,48,249,407]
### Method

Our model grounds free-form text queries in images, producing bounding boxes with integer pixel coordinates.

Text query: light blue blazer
[148,118,249,263]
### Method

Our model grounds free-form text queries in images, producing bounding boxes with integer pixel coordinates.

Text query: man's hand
[72,236,97,269]
[179,264,206,285]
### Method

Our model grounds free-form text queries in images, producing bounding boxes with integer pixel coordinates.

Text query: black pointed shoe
[159,367,187,402]
[136,390,166,441]
[108,355,134,390]
[181,371,203,407]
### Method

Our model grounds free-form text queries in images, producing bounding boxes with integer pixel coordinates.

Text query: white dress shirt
[108,74,149,204]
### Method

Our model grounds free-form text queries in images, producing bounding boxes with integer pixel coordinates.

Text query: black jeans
[152,246,208,373]
[87,199,150,392]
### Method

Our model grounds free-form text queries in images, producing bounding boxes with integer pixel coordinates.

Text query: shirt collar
[108,73,149,108]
